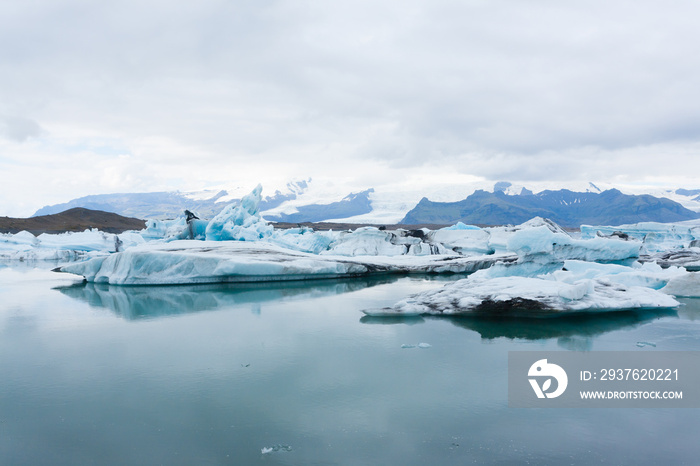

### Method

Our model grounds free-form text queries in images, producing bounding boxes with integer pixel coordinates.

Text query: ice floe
[58,241,510,285]
[363,275,680,317]
[0,229,145,261]
[581,222,699,253]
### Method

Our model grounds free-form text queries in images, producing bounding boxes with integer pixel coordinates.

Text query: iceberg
[50,205,665,287]
[580,221,699,253]
[363,275,680,317]
[660,272,700,297]
[1,184,689,308]
[261,445,292,454]
[0,229,145,262]
[57,240,511,285]
[401,343,432,349]
[640,248,700,271]
[427,226,493,255]
[205,184,274,241]
[322,227,411,256]
[267,227,335,254]
[551,260,689,291]
[506,225,641,262]
[364,257,700,317]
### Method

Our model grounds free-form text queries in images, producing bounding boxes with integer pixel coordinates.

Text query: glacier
[4,184,699,315]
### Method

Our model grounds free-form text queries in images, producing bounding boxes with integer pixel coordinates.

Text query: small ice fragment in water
[636,341,657,348]
[401,343,431,349]
[261,444,292,454]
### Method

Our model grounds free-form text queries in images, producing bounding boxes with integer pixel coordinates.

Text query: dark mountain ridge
[0,208,146,235]
[401,189,700,228]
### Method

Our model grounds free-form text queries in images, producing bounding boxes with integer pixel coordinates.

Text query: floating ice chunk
[364,275,679,317]
[261,444,292,454]
[660,272,700,297]
[636,341,657,348]
[581,222,699,253]
[57,240,508,285]
[469,259,563,280]
[322,227,407,256]
[440,222,481,231]
[507,225,641,262]
[641,249,700,271]
[0,227,146,261]
[428,228,492,255]
[506,225,562,255]
[401,343,431,349]
[551,260,687,290]
[269,227,335,254]
[205,184,274,241]
[2,230,39,247]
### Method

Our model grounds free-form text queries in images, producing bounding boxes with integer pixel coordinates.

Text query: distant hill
[0,208,146,235]
[400,189,700,228]
[32,180,312,220]
[29,179,700,226]
[263,189,374,223]
[30,181,375,223]
[32,191,229,219]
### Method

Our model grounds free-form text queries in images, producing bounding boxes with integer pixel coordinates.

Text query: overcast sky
[2,0,700,217]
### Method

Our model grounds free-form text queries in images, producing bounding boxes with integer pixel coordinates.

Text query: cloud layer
[1,0,699,216]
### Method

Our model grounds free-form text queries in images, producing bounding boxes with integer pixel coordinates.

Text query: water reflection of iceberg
[58,276,397,320]
[361,308,677,345]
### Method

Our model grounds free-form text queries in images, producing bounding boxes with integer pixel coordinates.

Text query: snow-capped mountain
[32,179,700,227]
[33,179,313,220]
[401,187,700,228]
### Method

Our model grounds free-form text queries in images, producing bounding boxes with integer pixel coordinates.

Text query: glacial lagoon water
[1,266,700,465]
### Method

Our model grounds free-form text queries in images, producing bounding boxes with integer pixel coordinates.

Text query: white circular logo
[528,359,568,399]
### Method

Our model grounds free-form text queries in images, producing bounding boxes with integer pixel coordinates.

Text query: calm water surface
[1,266,699,465]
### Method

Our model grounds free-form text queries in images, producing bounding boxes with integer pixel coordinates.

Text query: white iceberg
[580,221,699,252]
[0,228,145,262]
[660,272,700,297]
[205,184,274,241]
[57,240,510,285]
[427,226,493,255]
[363,275,680,317]
[268,227,335,254]
[640,248,700,271]
[506,225,642,262]
[322,227,410,256]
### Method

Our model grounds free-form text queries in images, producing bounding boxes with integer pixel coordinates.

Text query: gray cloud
[1,117,43,142]
[1,0,699,215]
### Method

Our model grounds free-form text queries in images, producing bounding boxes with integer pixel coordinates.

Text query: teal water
[1,267,700,465]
